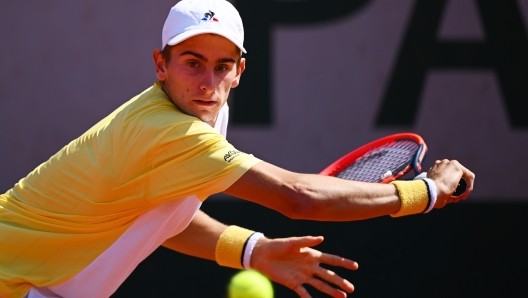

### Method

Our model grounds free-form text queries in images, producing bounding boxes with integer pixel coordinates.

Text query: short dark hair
[161,45,174,65]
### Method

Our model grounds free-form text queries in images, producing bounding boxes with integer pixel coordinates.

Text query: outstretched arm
[225,161,400,221]
[162,210,358,298]
[162,210,223,260]
[224,159,474,221]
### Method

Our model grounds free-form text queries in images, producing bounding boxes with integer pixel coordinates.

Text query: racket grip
[414,173,467,197]
[452,178,467,198]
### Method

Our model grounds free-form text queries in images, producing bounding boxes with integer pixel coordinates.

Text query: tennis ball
[228,270,274,298]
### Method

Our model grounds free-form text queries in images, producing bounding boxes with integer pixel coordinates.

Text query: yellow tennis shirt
[0,82,261,297]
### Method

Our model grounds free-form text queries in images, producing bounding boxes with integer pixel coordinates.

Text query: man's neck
[159,81,217,128]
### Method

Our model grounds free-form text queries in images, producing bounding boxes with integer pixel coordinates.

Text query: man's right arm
[162,210,359,297]
[224,159,474,221]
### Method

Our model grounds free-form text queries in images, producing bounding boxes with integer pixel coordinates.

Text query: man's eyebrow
[179,51,237,64]
[217,57,237,64]
[180,51,207,61]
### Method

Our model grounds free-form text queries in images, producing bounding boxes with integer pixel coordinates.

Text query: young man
[0,0,474,297]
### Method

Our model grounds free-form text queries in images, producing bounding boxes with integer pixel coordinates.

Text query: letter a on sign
[376,0,528,129]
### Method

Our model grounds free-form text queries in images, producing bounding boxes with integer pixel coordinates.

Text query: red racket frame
[320,133,428,184]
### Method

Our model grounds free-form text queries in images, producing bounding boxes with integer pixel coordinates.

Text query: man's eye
[216,65,228,72]
[188,61,199,68]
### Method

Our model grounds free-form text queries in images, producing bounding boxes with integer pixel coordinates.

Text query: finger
[294,285,312,298]
[444,160,474,200]
[319,253,359,270]
[307,277,348,298]
[458,167,475,201]
[437,159,450,166]
[314,267,354,293]
[288,236,325,249]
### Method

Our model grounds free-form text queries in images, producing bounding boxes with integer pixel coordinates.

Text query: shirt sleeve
[147,120,261,202]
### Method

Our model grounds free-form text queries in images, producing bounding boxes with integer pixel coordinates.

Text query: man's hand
[250,236,358,298]
[427,159,475,208]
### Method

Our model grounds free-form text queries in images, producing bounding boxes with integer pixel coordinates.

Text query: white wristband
[414,173,437,213]
[243,232,265,269]
[421,178,437,213]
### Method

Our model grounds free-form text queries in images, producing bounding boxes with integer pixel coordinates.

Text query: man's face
[153,34,245,127]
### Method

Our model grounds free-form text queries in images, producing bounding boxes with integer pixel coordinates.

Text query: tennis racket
[320,133,467,197]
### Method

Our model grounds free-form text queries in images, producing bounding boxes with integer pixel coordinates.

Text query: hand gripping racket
[319,133,467,197]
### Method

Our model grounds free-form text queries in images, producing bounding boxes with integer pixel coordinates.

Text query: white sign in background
[1,0,527,200]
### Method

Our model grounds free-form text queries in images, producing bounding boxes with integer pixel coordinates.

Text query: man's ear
[153,49,167,81]
[231,58,246,88]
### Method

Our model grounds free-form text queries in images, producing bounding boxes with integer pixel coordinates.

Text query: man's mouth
[194,100,216,106]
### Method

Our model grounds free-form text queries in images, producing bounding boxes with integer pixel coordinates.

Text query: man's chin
[195,113,218,127]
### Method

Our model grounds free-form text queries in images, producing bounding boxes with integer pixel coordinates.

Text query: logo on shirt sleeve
[224,150,241,162]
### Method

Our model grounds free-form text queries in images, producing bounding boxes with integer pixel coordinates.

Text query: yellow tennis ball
[228,270,274,298]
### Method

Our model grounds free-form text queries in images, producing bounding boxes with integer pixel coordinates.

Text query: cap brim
[166,28,246,53]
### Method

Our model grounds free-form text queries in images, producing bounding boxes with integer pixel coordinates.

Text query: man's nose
[200,69,216,92]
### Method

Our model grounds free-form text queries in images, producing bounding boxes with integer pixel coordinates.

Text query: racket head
[320,133,427,183]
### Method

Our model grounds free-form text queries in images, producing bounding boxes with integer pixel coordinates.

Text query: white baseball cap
[162,0,246,53]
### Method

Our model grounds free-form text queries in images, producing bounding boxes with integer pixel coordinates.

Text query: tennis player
[0,0,474,297]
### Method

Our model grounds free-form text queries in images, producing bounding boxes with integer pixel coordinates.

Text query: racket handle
[452,178,467,198]
[414,173,467,197]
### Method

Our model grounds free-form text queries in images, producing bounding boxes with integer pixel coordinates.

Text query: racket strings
[335,140,419,183]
